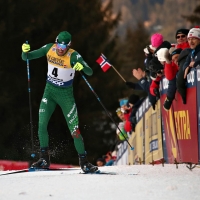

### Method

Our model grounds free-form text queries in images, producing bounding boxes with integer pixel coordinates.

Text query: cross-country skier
[21,31,98,173]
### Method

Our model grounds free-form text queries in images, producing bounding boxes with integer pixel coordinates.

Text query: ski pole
[80,72,134,150]
[26,41,35,158]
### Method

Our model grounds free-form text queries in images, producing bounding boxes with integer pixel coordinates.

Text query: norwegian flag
[96,53,112,72]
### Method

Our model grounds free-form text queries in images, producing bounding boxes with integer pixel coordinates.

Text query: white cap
[156,48,169,62]
[187,28,200,40]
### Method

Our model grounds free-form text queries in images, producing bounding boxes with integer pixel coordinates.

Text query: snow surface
[0,164,200,200]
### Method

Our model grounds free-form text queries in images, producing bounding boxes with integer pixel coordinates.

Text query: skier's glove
[22,43,30,53]
[73,62,84,71]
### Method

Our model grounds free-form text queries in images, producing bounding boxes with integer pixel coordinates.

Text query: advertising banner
[115,141,128,165]
[128,131,137,165]
[160,68,199,164]
[135,104,144,164]
[144,98,152,164]
[128,101,144,165]
[195,66,200,163]
[160,77,180,163]
[173,69,198,163]
[145,100,163,164]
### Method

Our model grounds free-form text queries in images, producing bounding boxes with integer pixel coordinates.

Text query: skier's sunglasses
[176,34,186,39]
[56,43,67,50]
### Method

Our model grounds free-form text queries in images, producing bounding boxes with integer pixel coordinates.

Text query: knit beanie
[128,94,140,105]
[175,29,189,38]
[119,99,128,107]
[56,31,71,45]
[151,33,164,48]
[187,28,200,40]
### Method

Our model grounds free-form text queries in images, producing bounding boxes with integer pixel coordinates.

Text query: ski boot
[79,153,98,173]
[31,147,50,169]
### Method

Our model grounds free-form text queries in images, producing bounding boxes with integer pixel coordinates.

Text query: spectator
[175,28,189,47]
[147,33,171,99]
[119,99,132,133]
[128,35,163,110]
[103,152,115,166]
[131,68,158,110]
[173,28,191,104]
[155,28,191,107]
[184,28,200,78]
[176,48,192,103]
[116,108,129,141]
[156,48,182,110]
[96,158,106,167]
[150,32,178,108]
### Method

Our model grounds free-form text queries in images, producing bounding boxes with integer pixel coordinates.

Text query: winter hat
[151,33,164,48]
[56,31,71,45]
[119,99,128,107]
[175,29,189,38]
[171,48,182,56]
[156,48,169,62]
[128,94,140,105]
[187,28,200,40]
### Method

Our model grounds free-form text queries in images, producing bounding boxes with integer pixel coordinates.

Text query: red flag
[96,54,111,72]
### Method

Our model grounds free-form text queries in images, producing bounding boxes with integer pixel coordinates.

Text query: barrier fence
[116,68,200,166]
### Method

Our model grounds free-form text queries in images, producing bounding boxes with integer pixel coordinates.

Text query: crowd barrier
[116,68,200,166]
[114,141,128,165]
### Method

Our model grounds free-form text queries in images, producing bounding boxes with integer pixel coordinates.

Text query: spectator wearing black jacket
[184,28,200,79]
[130,43,159,110]
[176,48,192,104]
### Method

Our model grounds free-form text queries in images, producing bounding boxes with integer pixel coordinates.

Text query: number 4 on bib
[52,68,58,77]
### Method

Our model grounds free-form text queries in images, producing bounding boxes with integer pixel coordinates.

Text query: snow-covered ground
[0,164,200,200]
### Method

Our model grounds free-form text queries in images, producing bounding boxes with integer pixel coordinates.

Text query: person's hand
[156,48,171,63]
[132,68,145,80]
[22,43,30,53]
[184,66,190,79]
[152,103,156,110]
[73,62,84,71]
[121,104,129,111]
[148,93,157,110]
[153,88,160,98]
[189,61,195,68]
[184,61,195,78]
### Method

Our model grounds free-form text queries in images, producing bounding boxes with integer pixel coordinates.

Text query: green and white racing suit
[22,43,92,154]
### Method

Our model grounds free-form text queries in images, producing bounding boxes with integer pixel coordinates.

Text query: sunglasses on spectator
[176,35,186,39]
[56,43,67,50]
